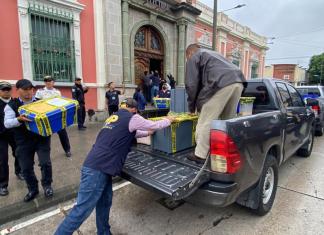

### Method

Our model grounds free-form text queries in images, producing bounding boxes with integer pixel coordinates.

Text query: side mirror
[306,98,318,106]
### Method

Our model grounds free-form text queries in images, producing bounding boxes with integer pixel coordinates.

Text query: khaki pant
[195,83,244,159]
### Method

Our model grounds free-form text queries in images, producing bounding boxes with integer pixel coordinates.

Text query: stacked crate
[170,88,188,113]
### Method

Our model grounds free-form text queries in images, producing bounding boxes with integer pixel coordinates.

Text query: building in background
[265,64,307,85]
[103,0,200,98]
[0,0,270,111]
[192,1,268,79]
[0,0,99,110]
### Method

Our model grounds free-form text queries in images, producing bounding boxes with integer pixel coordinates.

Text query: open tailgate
[121,149,210,200]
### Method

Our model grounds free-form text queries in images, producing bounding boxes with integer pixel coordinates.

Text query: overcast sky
[200,0,324,68]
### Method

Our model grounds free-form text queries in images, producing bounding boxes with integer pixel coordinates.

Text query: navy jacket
[83,109,136,176]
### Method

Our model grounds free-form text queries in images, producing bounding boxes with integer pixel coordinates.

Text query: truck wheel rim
[308,132,313,151]
[262,167,275,204]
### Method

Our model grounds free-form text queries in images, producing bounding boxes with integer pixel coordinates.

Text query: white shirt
[4,98,36,129]
[35,87,62,100]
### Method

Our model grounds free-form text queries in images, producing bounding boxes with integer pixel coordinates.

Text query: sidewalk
[0,122,107,225]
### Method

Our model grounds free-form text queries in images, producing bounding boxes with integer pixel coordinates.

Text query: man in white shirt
[35,76,72,158]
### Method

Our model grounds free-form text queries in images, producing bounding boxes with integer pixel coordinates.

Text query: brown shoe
[187,154,205,164]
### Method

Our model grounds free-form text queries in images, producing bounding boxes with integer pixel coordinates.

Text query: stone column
[121,0,131,84]
[177,19,188,87]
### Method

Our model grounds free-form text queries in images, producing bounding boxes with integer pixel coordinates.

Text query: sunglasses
[0,87,12,92]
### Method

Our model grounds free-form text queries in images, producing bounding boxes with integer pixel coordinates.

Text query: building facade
[192,1,268,79]
[0,0,98,109]
[265,64,307,85]
[1,0,269,111]
[103,0,200,100]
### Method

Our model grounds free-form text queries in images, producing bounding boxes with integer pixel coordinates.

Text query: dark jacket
[7,98,47,144]
[143,75,152,87]
[151,75,160,87]
[72,84,88,105]
[83,109,136,176]
[0,99,8,134]
[185,49,247,113]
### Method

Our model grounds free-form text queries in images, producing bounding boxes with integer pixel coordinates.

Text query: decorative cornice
[170,2,201,15]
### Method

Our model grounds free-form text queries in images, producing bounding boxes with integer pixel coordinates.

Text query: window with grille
[29,5,76,82]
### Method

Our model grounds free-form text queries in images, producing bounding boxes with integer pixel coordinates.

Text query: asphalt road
[2,137,324,235]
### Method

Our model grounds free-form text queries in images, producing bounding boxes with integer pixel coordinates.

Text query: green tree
[308,53,324,85]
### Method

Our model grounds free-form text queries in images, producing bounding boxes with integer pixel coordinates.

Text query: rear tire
[297,129,314,157]
[252,154,278,216]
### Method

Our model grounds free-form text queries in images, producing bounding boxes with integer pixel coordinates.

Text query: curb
[0,176,123,226]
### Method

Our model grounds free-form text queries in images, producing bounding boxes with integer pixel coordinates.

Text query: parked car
[122,79,315,216]
[296,85,324,136]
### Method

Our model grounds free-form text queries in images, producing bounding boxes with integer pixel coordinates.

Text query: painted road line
[0,181,131,235]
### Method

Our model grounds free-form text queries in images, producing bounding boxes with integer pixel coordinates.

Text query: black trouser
[143,85,151,103]
[0,132,21,188]
[57,128,71,153]
[77,104,86,128]
[16,136,52,192]
[108,105,119,116]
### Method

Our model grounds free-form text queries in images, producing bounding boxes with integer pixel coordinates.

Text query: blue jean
[55,167,112,235]
[151,85,159,101]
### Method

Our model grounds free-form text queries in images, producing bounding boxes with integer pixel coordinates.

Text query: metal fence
[29,3,75,82]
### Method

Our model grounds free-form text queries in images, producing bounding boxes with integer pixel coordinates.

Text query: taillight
[312,105,320,116]
[210,130,242,174]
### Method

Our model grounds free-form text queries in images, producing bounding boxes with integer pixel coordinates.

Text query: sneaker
[0,187,9,196]
[44,186,54,198]
[65,151,72,158]
[78,127,86,131]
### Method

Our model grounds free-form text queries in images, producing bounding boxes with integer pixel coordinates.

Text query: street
[1,134,324,235]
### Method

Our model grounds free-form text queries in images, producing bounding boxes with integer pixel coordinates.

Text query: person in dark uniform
[0,82,23,196]
[105,82,125,116]
[35,76,72,157]
[72,77,88,130]
[4,79,53,202]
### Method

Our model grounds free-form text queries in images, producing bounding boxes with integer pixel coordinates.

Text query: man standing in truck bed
[185,44,246,163]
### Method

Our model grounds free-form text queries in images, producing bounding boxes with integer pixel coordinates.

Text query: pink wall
[0,0,23,81]
[79,0,97,84]
[78,0,97,109]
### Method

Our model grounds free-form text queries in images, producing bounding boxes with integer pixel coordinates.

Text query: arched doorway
[134,26,164,85]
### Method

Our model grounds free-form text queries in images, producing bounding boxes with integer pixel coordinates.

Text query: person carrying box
[185,44,246,163]
[55,98,174,235]
[4,79,53,202]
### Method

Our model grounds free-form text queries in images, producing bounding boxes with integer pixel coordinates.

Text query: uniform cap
[0,81,12,90]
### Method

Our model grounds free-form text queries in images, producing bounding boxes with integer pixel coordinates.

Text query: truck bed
[121,145,210,200]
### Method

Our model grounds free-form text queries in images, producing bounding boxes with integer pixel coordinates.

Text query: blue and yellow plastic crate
[18,97,79,137]
[149,113,198,154]
[153,98,170,109]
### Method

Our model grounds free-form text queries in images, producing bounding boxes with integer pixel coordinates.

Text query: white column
[94,0,107,110]
[72,12,83,79]
[17,0,33,80]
